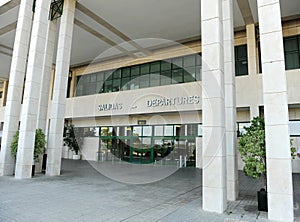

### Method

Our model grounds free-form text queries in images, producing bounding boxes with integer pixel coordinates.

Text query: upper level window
[284,35,300,70]
[235,44,248,76]
[75,53,202,97]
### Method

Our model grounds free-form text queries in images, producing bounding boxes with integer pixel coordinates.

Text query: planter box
[73,154,81,160]
[257,188,268,212]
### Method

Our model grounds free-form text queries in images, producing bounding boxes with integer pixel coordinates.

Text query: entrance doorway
[99,124,201,165]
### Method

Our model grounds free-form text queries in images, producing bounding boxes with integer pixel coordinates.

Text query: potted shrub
[238,116,296,212]
[63,124,83,160]
[11,128,46,176]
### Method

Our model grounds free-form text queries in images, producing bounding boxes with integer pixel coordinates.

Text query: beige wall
[2,18,300,169]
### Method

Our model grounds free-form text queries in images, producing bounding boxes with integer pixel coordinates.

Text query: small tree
[63,124,82,155]
[238,116,296,190]
[238,117,266,185]
[11,129,46,162]
[34,129,46,161]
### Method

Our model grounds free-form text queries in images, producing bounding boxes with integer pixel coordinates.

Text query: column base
[203,186,227,213]
[46,164,61,176]
[268,193,293,221]
[14,163,32,179]
[227,179,239,201]
[0,163,15,176]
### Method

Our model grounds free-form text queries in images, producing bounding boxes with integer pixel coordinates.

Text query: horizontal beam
[0,0,20,15]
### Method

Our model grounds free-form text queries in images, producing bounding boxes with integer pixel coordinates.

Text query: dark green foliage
[10,129,46,162]
[238,117,266,180]
[238,116,296,189]
[10,131,19,158]
[63,124,82,155]
[34,129,46,161]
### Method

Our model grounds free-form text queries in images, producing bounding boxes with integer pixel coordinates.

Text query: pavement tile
[0,159,299,222]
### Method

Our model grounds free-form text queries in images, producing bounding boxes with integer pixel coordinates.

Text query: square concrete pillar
[246,24,258,76]
[15,0,52,179]
[37,20,57,132]
[257,0,294,221]
[195,137,202,168]
[46,0,76,176]
[223,0,238,201]
[201,0,227,213]
[1,80,8,107]
[0,0,33,176]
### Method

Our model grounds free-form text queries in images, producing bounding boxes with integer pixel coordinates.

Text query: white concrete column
[15,0,52,179]
[0,0,33,176]
[223,0,238,201]
[1,80,8,107]
[257,0,294,221]
[46,0,76,176]
[37,20,57,132]
[195,137,202,168]
[246,24,258,76]
[250,104,259,119]
[201,0,227,213]
[69,71,76,98]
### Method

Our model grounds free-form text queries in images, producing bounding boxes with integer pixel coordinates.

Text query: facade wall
[1,18,300,170]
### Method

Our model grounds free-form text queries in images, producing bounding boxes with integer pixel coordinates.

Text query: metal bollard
[179,155,183,168]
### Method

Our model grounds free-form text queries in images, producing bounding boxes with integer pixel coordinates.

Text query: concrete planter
[257,188,268,212]
[73,154,81,160]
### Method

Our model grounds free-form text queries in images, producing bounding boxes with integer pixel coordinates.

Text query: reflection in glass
[164,125,173,136]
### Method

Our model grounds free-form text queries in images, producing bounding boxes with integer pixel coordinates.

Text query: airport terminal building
[0,0,300,221]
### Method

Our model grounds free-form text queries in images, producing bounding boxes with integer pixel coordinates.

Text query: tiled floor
[0,159,298,222]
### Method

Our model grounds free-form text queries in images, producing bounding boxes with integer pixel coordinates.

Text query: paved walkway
[0,159,299,222]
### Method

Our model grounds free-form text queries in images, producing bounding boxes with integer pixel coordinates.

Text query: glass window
[195,66,202,81]
[161,60,171,71]
[141,138,151,148]
[101,127,113,136]
[172,69,183,84]
[76,84,83,96]
[122,67,130,78]
[90,73,97,82]
[131,66,140,76]
[289,120,300,136]
[198,124,202,137]
[196,54,202,66]
[130,78,139,90]
[133,126,142,137]
[285,53,299,70]
[155,126,164,136]
[184,68,196,82]
[97,81,104,93]
[74,53,201,97]
[113,70,121,79]
[150,62,160,73]
[104,80,112,93]
[164,125,173,136]
[172,57,183,69]
[105,71,113,81]
[121,77,130,90]
[161,71,172,85]
[184,55,196,67]
[235,45,248,76]
[140,64,150,74]
[284,36,300,70]
[139,75,150,88]
[187,124,197,136]
[89,82,96,94]
[175,125,185,137]
[97,72,104,81]
[143,126,152,136]
[150,73,160,87]
[112,79,120,92]
[82,75,90,84]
